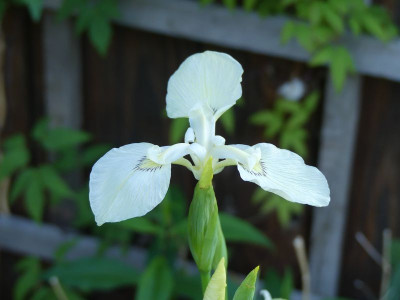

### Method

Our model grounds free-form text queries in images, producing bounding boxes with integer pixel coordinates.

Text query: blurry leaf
[0,2,8,21]
[89,17,112,56]
[391,239,400,269]
[174,271,202,300]
[281,21,295,44]
[361,12,386,41]
[275,99,301,114]
[44,257,139,291]
[117,217,162,235]
[330,47,355,91]
[16,0,43,21]
[309,2,323,24]
[256,192,303,227]
[389,265,400,300]
[349,17,361,35]
[280,268,294,299]
[200,0,215,5]
[264,268,294,299]
[222,0,237,10]
[169,118,188,144]
[82,144,110,166]
[233,266,259,300]
[0,134,30,180]
[328,0,350,14]
[39,165,74,198]
[310,46,333,66]
[220,107,235,135]
[244,0,257,11]
[14,257,41,300]
[31,287,53,300]
[296,24,314,51]
[57,0,84,20]
[303,91,319,114]
[72,187,94,228]
[32,119,91,151]
[323,8,344,33]
[250,111,282,139]
[10,168,34,203]
[219,213,273,249]
[136,257,173,300]
[54,239,79,263]
[25,173,45,222]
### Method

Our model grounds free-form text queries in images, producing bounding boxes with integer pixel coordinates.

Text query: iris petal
[89,143,171,225]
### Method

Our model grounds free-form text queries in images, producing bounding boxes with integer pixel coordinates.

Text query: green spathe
[233,266,259,300]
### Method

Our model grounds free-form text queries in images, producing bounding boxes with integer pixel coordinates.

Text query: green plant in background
[249,91,319,227]
[206,0,398,91]
[0,0,119,56]
[1,118,110,222]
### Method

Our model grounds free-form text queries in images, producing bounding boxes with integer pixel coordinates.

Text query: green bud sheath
[188,159,219,273]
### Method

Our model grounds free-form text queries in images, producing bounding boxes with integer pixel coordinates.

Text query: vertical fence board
[309,75,362,297]
[43,13,82,129]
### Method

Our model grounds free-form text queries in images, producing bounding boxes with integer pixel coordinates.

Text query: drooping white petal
[89,143,171,225]
[236,143,330,207]
[166,51,243,119]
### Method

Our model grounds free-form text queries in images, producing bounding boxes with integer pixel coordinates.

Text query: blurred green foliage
[249,92,319,227]
[204,0,398,91]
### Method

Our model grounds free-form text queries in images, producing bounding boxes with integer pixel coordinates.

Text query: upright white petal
[166,51,243,119]
[89,143,171,225]
[236,143,330,207]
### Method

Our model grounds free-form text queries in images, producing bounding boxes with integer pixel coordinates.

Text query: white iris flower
[89,51,330,226]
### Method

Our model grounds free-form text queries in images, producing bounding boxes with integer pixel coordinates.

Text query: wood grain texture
[339,76,400,298]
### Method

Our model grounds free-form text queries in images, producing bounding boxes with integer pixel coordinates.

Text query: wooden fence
[1,0,400,298]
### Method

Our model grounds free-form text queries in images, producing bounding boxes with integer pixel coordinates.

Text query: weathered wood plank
[43,14,82,128]
[339,76,400,298]
[44,0,400,82]
[309,75,362,297]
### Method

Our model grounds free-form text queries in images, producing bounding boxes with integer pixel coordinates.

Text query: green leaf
[219,213,273,249]
[222,0,237,10]
[10,168,34,202]
[330,47,355,91]
[17,0,43,21]
[391,239,400,269]
[54,239,79,263]
[31,287,54,300]
[39,165,74,198]
[349,16,361,36]
[42,129,91,150]
[264,268,294,299]
[302,91,319,114]
[25,173,45,222]
[219,107,235,135]
[44,257,139,291]
[281,21,295,44]
[256,192,303,227]
[243,0,257,11]
[323,7,344,33]
[169,118,189,144]
[136,257,173,300]
[57,0,85,20]
[14,257,41,300]
[389,265,400,300]
[233,266,259,300]
[361,12,386,41]
[82,144,110,166]
[310,46,333,66]
[173,271,202,300]
[117,217,162,235]
[89,17,112,56]
[0,134,30,180]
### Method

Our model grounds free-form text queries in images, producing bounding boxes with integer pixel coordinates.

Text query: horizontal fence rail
[44,0,400,82]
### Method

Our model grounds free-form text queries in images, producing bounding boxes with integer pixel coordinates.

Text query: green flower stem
[200,270,211,293]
